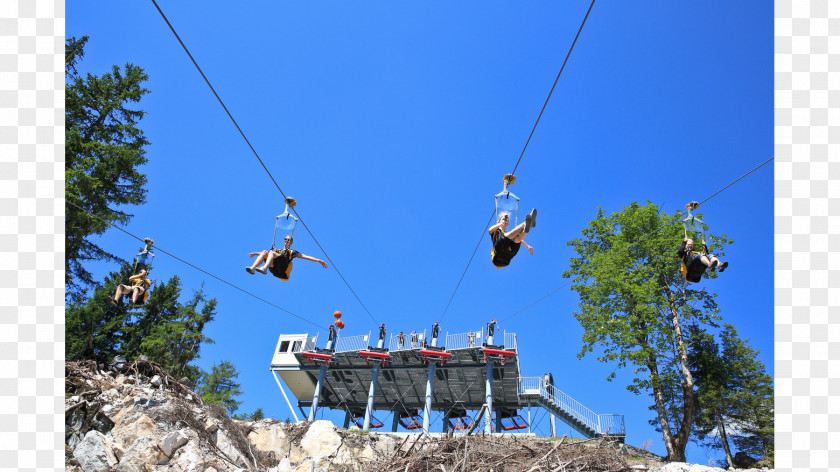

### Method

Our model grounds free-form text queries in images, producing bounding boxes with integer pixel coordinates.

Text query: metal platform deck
[269,328,624,438]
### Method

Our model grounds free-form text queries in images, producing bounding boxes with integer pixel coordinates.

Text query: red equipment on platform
[301,351,333,365]
[358,350,390,366]
[482,347,515,365]
[419,349,452,365]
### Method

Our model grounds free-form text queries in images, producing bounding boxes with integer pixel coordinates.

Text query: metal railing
[334,332,371,352]
[304,334,318,352]
[503,332,517,352]
[444,331,481,350]
[517,377,624,436]
[389,330,425,351]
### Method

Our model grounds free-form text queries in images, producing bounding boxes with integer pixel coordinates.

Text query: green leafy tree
[563,201,731,461]
[65,36,150,297]
[199,361,243,415]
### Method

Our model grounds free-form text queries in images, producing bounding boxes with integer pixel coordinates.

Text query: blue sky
[68,1,772,464]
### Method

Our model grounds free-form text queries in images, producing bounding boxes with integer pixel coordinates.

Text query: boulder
[300,420,342,458]
[112,407,156,448]
[161,430,190,457]
[73,430,118,472]
[170,439,204,472]
[214,428,250,468]
[117,435,168,470]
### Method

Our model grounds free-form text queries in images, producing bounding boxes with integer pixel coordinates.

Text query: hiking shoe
[709,260,718,271]
[529,208,537,228]
[255,266,268,274]
[719,261,728,273]
[525,213,532,233]
[245,266,255,274]
[107,297,117,308]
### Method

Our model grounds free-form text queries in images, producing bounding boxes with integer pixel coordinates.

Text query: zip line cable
[500,155,775,323]
[440,208,497,319]
[509,0,596,177]
[148,0,378,325]
[68,200,323,330]
[440,0,597,320]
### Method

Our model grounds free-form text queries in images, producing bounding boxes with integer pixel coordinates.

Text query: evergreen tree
[65,36,150,297]
[676,324,774,467]
[563,202,731,461]
[685,325,736,468]
[233,408,265,422]
[132,281,217,385]
[66,264,136,361]
[720,325,774,463]
[199,361,243,415]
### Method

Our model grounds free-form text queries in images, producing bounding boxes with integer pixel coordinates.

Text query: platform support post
[442,409,450,433]
[343,410,351,429]
[423,362,436,433]
[550,413,557,437]
[363,363,381,432]
[308,365,327,422]
[484,362,493,434]
[495,408,502,432]
[392,405,401,432]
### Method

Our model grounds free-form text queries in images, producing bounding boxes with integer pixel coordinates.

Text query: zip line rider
[107,269,152,309]
[488,209,537,268]
[246,234,327,281]
[678,238,728,283]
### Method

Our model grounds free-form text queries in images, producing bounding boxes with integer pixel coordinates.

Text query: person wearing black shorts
[489,209,536,268]
[678,238,728,283]
[246,234,327,281]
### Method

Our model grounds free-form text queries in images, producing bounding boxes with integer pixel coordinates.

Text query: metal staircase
[518,377,624,439]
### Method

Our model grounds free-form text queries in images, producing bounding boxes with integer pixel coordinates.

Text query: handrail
[517,377,625,436]
[334,332,371,352]
[444,332,481,350]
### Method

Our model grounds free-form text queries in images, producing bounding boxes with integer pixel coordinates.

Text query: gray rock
[73,430,117,472]
[161,430,189,457]
[137,355,150,362]
[150,375,162,387]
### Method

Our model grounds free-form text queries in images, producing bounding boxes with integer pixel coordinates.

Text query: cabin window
[279,341,290,353]
[291,340,303,352]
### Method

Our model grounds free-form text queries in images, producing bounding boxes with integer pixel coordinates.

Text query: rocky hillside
[65,359,772,472]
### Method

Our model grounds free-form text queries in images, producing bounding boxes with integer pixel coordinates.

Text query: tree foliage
[563,201,731,461]
[65,36,150,297]
[66,266,217,387]
[233,408,265,422]
[674,324,775,467]
[199,361,244,415]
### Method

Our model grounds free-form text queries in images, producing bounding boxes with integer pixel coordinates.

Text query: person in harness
[107,268,152,309]
[488,209,536,268]
[678,238,728,283]
[246,234,327,281]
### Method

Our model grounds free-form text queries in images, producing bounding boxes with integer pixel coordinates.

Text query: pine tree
[686,325,736,468]
[720,325,774,463]
[65,36,150,297]
[132,282,217,384]
[199,361,243,415]
[563,201,732,461]
[66,264,136,361]
[682,324,774,467]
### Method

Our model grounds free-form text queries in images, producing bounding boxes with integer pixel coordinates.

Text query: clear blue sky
[68,1,772,464]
